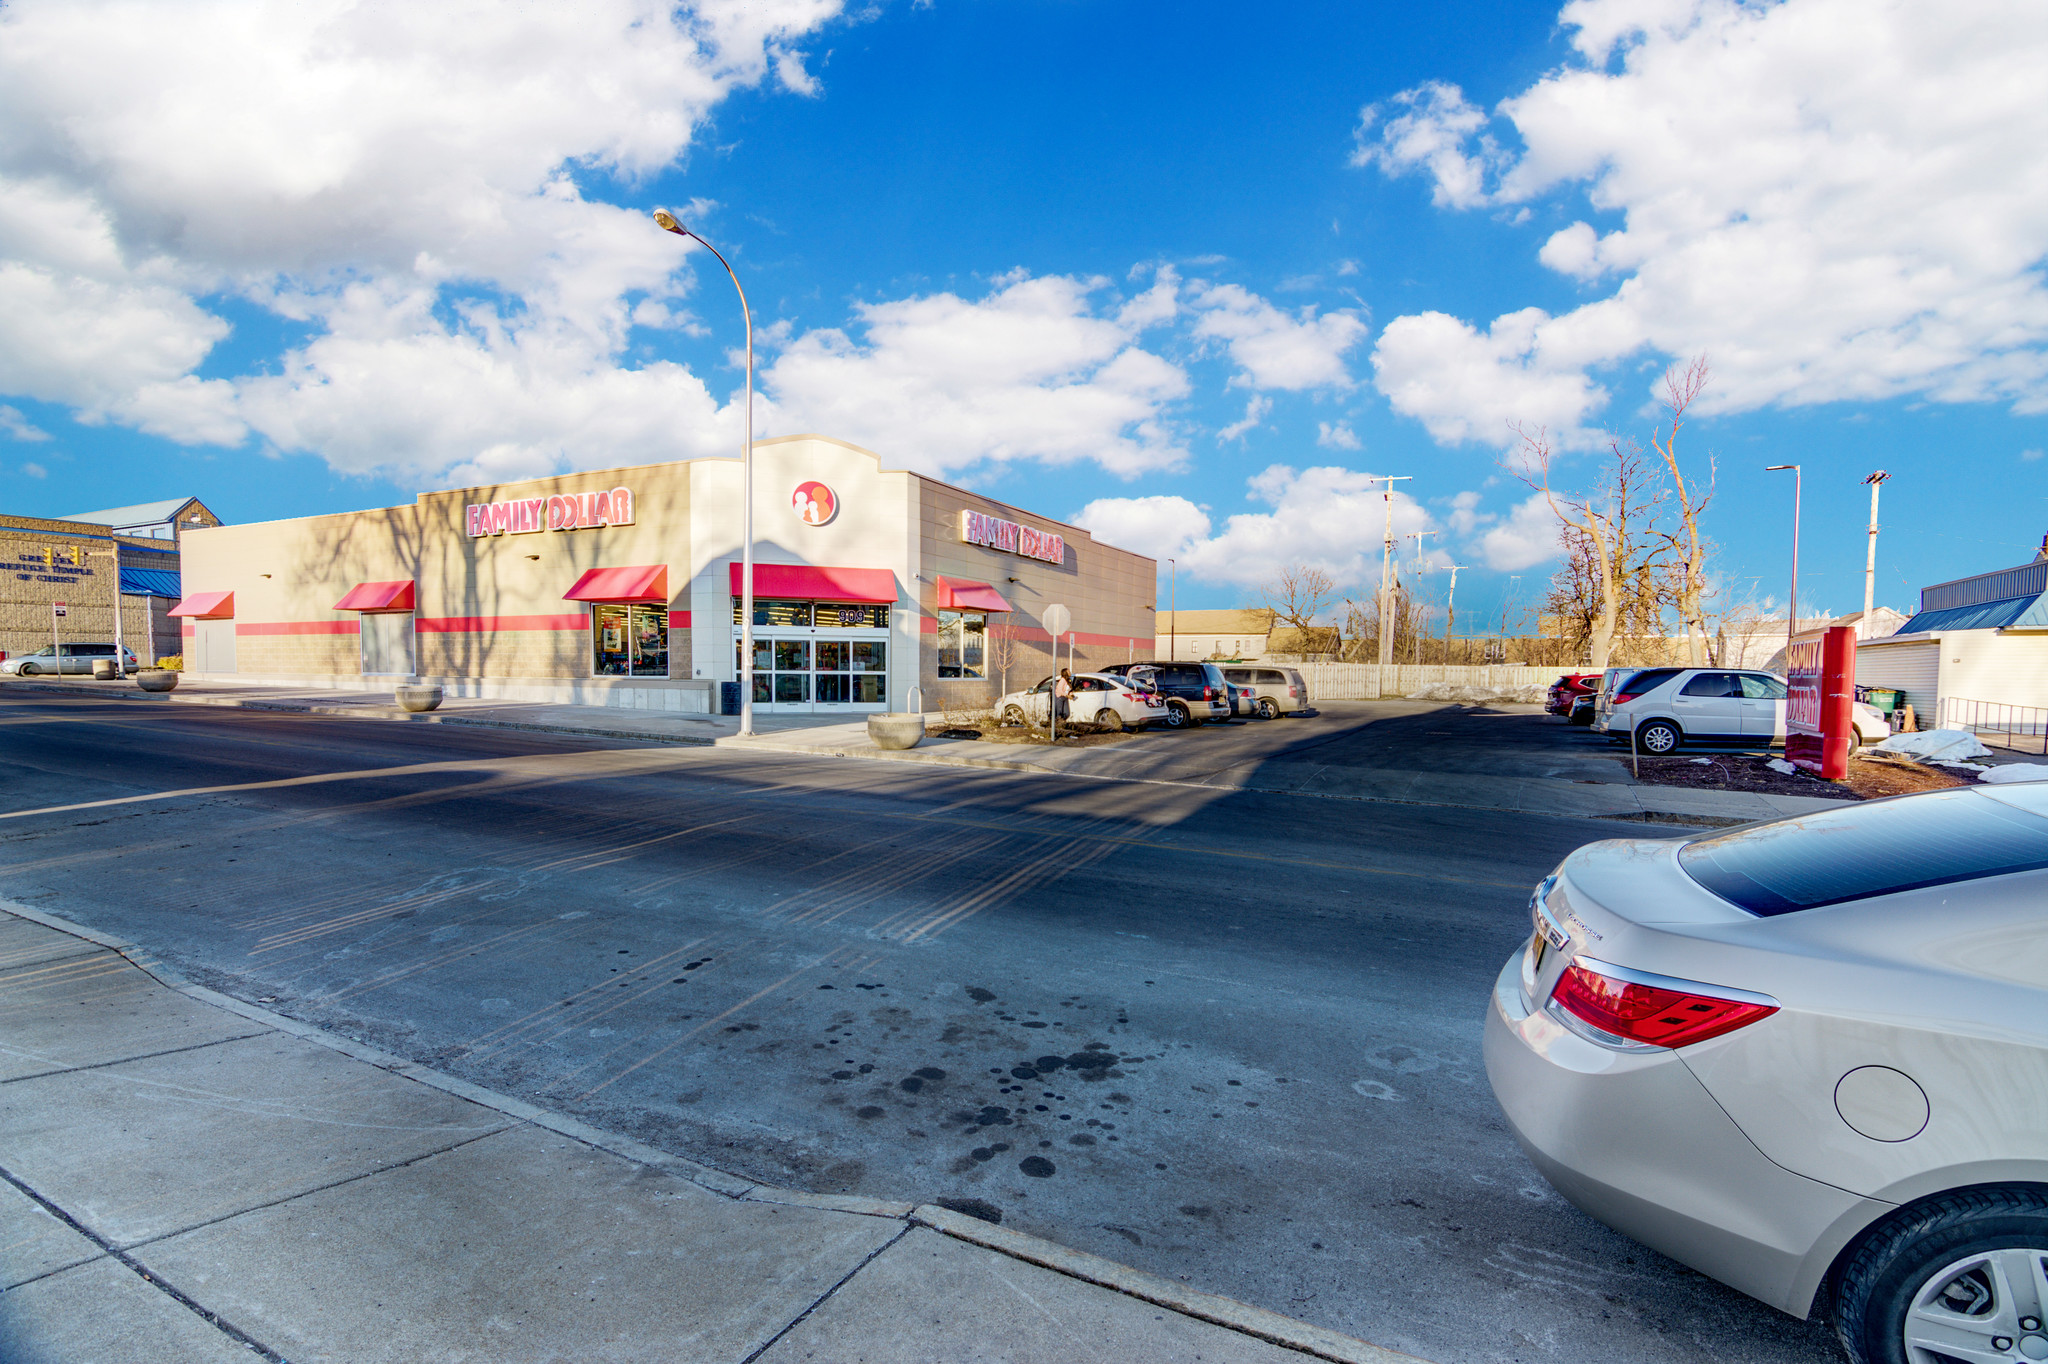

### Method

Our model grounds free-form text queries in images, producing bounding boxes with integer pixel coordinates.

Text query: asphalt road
[0,692,1841,1364]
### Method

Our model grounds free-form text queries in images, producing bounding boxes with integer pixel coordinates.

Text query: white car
[1595,666,1889,755]
[995,673,1165,732]
[1486,782,2048,1363]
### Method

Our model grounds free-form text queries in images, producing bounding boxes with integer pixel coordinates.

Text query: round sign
[1041,603,1072,638]
[791,481,837,526]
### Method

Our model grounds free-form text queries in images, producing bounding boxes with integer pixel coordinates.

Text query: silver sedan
[1485,782,2048,1364]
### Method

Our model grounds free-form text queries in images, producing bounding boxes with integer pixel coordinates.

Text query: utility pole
[1862,470,1890,628]
[1444,564,1470,660]
[1406,529,1437,572]
[1766,465,1802,645]
[1375,475,1412,667]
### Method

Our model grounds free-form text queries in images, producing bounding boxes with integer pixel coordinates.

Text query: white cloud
[0,404,49,441]
[1316,420,1360,450]
[0,0,843,481]
[1069,494,1212,563]
[1076,464,1437,592]
[21,461,47,478]
[1446,489,1487,535]
[1476,492,1563,571]
[760,271,1190,477]
[2023,448,2044,462]
[1359,0,2048,440]
[1189,282,1366,391]
[1217,396,1271,442]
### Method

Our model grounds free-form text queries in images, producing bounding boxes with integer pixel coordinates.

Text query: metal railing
[1938,697,2048,755]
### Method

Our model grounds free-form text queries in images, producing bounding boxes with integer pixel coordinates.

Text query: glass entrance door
[738,636,887,713]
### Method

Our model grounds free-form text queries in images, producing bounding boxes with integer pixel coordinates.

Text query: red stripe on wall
[414,614,588,633]
[667,610,691,628]
[235,620,358,636]
[180,622,193,638]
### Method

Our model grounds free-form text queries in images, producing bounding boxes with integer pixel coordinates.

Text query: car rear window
[1679,788,2048,915]
[1615,668,1681,697]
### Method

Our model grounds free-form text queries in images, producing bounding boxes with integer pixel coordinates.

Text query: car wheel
[16,662,37,676]
[1161,702,1190,730]
[1094,708,1124,733]
[1847,732,1864,757]
[1636,720,1682,754]
[1256,698,1279,720]
[1834,1188,2048,1364]
[1001,705,1027,727]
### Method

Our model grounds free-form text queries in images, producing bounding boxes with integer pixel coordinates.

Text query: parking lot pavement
[1,690,1865,1363]
[721,702,1847,824]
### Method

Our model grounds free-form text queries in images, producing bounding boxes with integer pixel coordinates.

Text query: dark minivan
[1100,661,1232,728]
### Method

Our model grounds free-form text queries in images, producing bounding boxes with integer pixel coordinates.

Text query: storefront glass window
[732,598,813,627]
[819,602,888,628]
[593,603,668,677]
[850,641,886,672]
[937,610,986,678]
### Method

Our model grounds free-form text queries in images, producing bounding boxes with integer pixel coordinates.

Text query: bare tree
[1511,427,1668,671]
[1261,565,1336,636]
[1650,357,1716,664]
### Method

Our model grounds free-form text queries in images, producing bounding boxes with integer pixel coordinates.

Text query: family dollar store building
[171,436,1157,715]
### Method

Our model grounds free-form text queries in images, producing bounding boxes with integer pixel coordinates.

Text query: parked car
[1545,672,1601,717]
[1486,782,2048,1360]
[1221,664,1312,719]
[1,642,138,677]
[994,672,1166,732]
[1568,692,1597,726]
[1596,667,1889,754]
[1100,661,1231,729]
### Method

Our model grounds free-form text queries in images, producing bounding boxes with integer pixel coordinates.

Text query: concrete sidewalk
[0,903,1420,1364]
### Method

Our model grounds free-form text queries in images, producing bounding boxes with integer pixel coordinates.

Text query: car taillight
[1203,686,1215,700]
[1611,691,1643,705]
[1550,962,1776,1049]
[1287,687,1298,697]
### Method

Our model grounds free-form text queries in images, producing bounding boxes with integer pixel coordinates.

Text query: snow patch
[1872,729,1992,762]
[1978,764,2048,785]
[1766,758,1799,776]
[1406,682,1547,705]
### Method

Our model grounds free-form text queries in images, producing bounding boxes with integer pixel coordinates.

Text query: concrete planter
[396,684,444,713]
[866,713,925,750]
[134,670,178,693]
[92,659,118,680]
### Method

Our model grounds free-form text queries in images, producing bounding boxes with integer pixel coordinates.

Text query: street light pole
[654,209,756,736]
[1766,464,1802,647]
[1862,470,1890,627]
[1167,558,1177,661]
[1444,563,1470,661]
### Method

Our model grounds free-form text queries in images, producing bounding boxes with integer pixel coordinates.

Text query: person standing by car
[1053,669,1072,722]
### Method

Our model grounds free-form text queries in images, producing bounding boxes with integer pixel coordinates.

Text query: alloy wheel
[1904,1248,2048,1363]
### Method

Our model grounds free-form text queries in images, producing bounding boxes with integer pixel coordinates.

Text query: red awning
[728,562,896,603]
[935,575,1013,612]
[333,580,416,613]
[563,565,669,603]
[168,590,234,619]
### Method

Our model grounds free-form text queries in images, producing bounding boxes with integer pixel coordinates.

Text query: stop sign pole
[1042,603,1071,740]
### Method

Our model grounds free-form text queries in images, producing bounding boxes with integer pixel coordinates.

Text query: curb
[2,678,715,747]
[0,898,1426,1364]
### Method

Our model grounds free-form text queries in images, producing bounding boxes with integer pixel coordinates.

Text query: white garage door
[1855,640,1937,715]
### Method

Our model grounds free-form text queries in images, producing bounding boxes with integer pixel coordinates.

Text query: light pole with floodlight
[1766,464,1802,648]
[654,210,756,735]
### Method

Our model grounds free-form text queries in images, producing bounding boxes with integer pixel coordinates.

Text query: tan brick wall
[913,477,1155,707]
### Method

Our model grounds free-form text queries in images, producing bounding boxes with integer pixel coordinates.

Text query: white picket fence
[1294,663,1558,701]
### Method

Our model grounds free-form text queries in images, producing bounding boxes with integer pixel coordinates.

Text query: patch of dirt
[933,721,1137,749]
[1613,750,1971,801]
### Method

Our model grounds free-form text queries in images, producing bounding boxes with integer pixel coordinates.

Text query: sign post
[1042,603,1071,740]
[1786,624,1855,779]
[52,601,66,664]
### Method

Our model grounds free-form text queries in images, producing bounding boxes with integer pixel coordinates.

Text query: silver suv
[1597,666,1889,754]
[1221,665,1311,719]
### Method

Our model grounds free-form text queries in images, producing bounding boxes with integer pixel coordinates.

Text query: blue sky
[1,0,2043,628]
